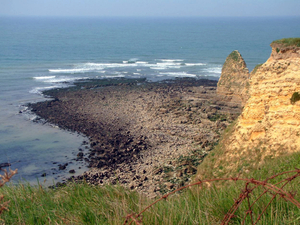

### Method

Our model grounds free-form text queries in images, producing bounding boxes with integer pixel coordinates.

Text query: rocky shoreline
[28,77,242,198]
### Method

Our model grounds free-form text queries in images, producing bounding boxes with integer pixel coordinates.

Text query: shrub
[229,50,239,61]
[290,92,300,104]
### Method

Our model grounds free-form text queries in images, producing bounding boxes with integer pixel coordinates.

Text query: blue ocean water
[0,16,300,185]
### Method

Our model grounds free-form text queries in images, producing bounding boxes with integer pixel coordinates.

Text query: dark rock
[187,165,197,174]
[77,152,84,158]
[59,165,66,170]
[58,163,68,170]
[0,163,11,168]
[69,169,76,174]
[153,167,163,175]
[165,182,174,190]
[41,173,47,177]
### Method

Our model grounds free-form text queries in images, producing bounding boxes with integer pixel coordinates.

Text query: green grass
[1,149,299,224]
[0,183,142,224]
[228,50,240,61]
[208,113,228,122]
[272,38,300,47]
[251,63,263,74]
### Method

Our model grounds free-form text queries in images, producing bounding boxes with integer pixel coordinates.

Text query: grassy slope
[1,149,299,224]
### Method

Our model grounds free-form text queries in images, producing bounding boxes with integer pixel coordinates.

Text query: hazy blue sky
[1,0,300,18]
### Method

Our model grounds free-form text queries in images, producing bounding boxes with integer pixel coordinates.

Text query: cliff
[207,38,300,175]
[217,50,250,106]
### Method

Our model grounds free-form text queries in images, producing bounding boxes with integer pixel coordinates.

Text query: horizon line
[1,15,300,19]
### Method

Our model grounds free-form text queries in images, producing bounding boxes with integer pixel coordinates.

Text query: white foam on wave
[136,61,148,64]
[49,61,152,74]
[185,63,206,66]
[150,66,166,70]
[49,59,191,75]
[49,62,107,74]
[29,85,69,94]
[157,62,182,66]
[159,59,184,62]
[100,74,125,78]
[33,76,56,80]
[127,58,139,63]
[203,66,222,74]
[49,68,93,74]
[150,62,182,70]
[34,75,89,84]
[158,72,196,77]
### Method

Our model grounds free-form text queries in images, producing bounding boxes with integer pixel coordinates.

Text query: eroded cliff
[207,39,300,175]
[217,50,250,106]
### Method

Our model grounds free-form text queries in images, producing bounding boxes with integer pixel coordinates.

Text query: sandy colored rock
[217,39,300,173]
[217,50,250,105]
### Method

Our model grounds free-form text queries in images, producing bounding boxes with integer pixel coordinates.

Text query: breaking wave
[31,59,222,95]
[158,72,197,77]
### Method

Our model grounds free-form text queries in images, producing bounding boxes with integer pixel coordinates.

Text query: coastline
[28,77,242,197]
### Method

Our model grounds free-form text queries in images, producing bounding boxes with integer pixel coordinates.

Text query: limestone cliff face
[226,40,300,160]
[217,50,250,105]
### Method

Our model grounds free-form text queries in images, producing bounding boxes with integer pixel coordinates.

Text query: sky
[1,0,300,18]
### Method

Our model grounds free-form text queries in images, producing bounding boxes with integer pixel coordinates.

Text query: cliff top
[271,38,300,47]
[227,50,241,61]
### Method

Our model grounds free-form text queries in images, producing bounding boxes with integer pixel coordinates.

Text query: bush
[290,92,300,104]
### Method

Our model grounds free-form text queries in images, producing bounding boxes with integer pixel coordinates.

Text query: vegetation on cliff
[291,92,300,105]
[227,50,240,62]
[272,38,300,47]
[251,63,263,75]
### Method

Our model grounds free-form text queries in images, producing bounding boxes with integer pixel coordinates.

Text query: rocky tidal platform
[28,78,242,197]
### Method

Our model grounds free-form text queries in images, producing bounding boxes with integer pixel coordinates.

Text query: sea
[1,16,300,186]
